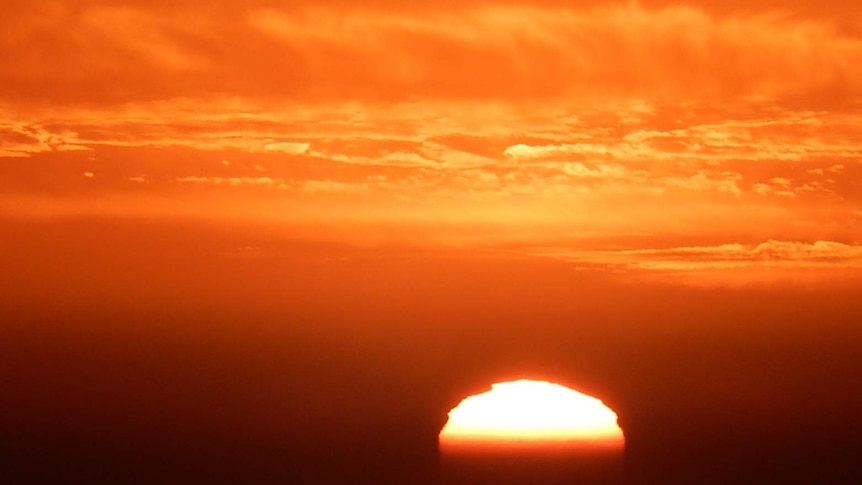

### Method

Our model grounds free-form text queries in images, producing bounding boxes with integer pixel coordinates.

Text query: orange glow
[2,2,862,483]
[440,380,624,447]
[1,1,861,285]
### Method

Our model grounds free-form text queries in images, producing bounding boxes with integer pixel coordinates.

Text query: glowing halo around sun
[439,379,624,449]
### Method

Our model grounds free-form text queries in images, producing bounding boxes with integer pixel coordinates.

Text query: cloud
[240,4,862,104]
[1,97,856,248]
[263,142,311,155]
[628,240,862,264]
[559,162,631,179]
[0,123,90,157]
[2,3,861,106]
[505,113,862,165]
[300,180,368,194]
[80,7,203,71]
[174,176,379,195]
[1,0,859,246]
[666,171,742,197]
[378,152,438,167]
[176,176,288,188]
[530,240,862,278]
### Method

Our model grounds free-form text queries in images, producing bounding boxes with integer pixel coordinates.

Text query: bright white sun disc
[440,380,624,446]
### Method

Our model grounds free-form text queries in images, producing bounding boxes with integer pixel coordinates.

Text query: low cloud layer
[527,240,862,285]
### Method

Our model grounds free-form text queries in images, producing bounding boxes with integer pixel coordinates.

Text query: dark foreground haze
[2,219,861,484]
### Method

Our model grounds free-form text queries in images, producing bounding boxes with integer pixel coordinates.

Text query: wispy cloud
[527,240,862,285]
[2,3,861,106]
[0,122,89,158]
[263,142,310,155]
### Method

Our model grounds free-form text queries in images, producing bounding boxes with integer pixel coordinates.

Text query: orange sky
[2,0,861,283]
[3,6,862,483]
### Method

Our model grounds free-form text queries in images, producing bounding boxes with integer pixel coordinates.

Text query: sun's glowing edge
[439,380,624,447]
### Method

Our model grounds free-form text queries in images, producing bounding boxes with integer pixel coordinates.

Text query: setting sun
[440,380,624,447]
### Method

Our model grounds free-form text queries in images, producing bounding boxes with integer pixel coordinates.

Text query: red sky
[2,0,861,282]
[2,4,862,483]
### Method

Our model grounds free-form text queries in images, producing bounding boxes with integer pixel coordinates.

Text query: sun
[439,379,624,448]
